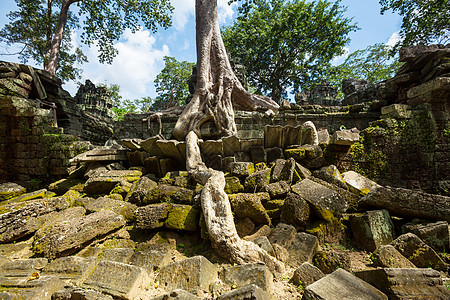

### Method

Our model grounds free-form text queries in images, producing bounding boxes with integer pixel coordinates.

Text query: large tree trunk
[172,0,279,141]
[44,0,72,75]
[186,131,284,273]
[175,0,284,273]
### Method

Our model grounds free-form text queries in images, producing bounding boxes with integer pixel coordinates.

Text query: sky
[0,0,402,101]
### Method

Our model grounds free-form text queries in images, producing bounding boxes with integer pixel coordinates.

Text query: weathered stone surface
[100,248,134,264]
[125,175,158,206]
[341,171,381,195]
[381,104,411,119]
[264,181,290,199]
[285,233,319,267]
[230,162,255,177]
[313,165,347,189]
[295,162,311,180]
[144,156,163,178]
[236,217,256,237]
[282,125,302,148]
[0,182,26,201]
[267,223,296,246]
[83,170,142,195]
[359,186,450,222]
[199,140,223,156]
[292,262,325,287]
[0,275,64,300]
[224,176,244,194]
[390,233,446,270]
[146,184,194,205]
[407,77,450,106]
[51,285,114,300]
[48,178,85,196]
[356,268,450,300]
[271,158,296,184]
[33,210,126,259]
[402,220,449,253]
[157,256,218,294]
[349,209,395,252]
[230,193,271,225]
[134,203,172,230]
[83,260,150,300]
[42,256,98,285]
[313,250,351,274]
[251,236,275,257]
[291,179,348,221]
[7,188,47,203]
[0,201,60,243]
[244,169,271,192]
[139,136,165,157]
[330,128,360,146]
[372,245,416,268]
[223,135,240,156]
[159,158,179,176]
[266,147,284,164]
[217,284,275,300]
[280,193,310,231]
[222,263,273,292]
[121,138,143,151]
[151,289,200,300]
[0,258,48,282]
[130,245,172,273]
[264,125,283,149]
[85,197,137,222]
[70,148,128,163]
[303,268,387,300]
[244,225,271,241]
[165,204,199,231]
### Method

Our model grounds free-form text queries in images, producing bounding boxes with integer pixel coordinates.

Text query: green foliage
[222,0,358,103]
[151,56,195,111]
[0,0,173,80]
[379,0,450,48]
[0,0,87,81]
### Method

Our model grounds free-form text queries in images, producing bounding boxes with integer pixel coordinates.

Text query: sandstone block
[156,140,184,162]
[100,248,134,264]
[341,171,381,195]
[199,140,223,156]
[0,275,64,300]
[330,129,360,146]
[372,245,416,268]
[134,203,172,230]
[217,284,275,300]
[223,135,240,156]
[230,193,271,225]
[264,181,290,199]
[157,256,217,294]
[264,125,283,149]
[41,256,98,285]
[83,260,150,300]
[251,236,275,257]
[125,176,158,206]
[85,197,137,222]
[140,136,165,157]
[230,162,255,177]
[280,192,310,231]
[222,263,273,292]
[146,184,194,205]
[267,223,296,246]
[271,158,296,184]
[151,289,200,300]
[51,285,114,300]
[292,262,325,287]
[285,233,319,267]
[313,250,351,274]
[402,220,449,253]
[164,204,199,231]
[224,176,244,194]
[244,169,271,192]
[303,268,387,300]
[130,245,172,273]
[0,182,26,201]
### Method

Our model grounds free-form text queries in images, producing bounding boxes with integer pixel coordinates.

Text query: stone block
[313,250,351,274]
[236,218,255,237]
[224,176,244,194]
[240,139,263,153]
[317,129,330,145]
[223,135,240,156]
[222,263,273,292]
[126,175,158,206]
[151,289,200,300]
[230,162,254,177]
[221,156,236,172]
[156,140,184,162]
[146,184,194,205]
[51,285,114,300]
[407,77,450,106]
[282,125,302,148]
[157,256,218,294]
[267,223,296,247]
[130,245,172,273]
[134,203,172,230]
[303,268,387,300]
[292,262,325,287]
[313,165,347,189]
[264,181,290,199]
[356,268,450,300]
[264,126,283,149]
[83,260,150,300]
[244,169,271,193]
[381,104,411,119]
[349,209,395,252]
[372,245,416,268]
[271,158,296,184]
[280,193,310,231]
[341,171,381,195]
[251,236,275,257]
[159,158,179,176]
[101,248,134,264]
[33,210,126,259]
[0,258,48,284]
[291,179,348,221]
[330,129,360,146]
[286,233,318,267]
[0,182,26,201]
[127,150,147,167]
[390,233,446,270]
[165,204,199,231]
[140,136,165,157]
[230,193,271,225]
[0,275,64,300]
[85,197,137,222]
[41,256,98,285]
[402,220,449,253]
[249,145,266,163]
[265,147,283,164]
[199,140,223,156]
[217,284,275,300]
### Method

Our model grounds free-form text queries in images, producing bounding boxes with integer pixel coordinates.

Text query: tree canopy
[221,0,358,103]
[0,0,173,80]
[379,0,450,47]
[151,56,195,111]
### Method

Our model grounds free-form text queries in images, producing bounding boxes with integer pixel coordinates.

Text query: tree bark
[186,131,284,273]
[172,0,279,141]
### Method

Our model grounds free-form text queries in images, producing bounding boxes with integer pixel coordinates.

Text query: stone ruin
[0,45,449,299]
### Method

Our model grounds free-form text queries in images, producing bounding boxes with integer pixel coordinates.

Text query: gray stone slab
[0,182,26,201]
[217,284,275,300]
[372,245,416,268]
[222,263,273,292]
[303,268,387,300]
[230,162,255,177]
[100,248,134,264]
[282,125,302,148]
[0,275,64,300]
[199,140,223,156]
[130,245,172,273]
[85,197,137,222]
[52,285,114,300]
[157,256,217,294]
[292,262,325,287]
[134,203,172,230]
[151,289,200,300]
[157,140,184,162]
[280,192,310,231]
[267,223,296,247]
[223,135,240,156]
[140,136,165,156]
[402,220,449,253]
[41,256,98,285]
[83,260,150,300]
[330,129,360,146]
[342,171,381,195]
[264,125,283,149]
[285,232,318,267]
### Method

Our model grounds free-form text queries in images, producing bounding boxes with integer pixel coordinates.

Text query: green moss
[164,205,199,231]
[284,148,306,161]
[224,177,244,194]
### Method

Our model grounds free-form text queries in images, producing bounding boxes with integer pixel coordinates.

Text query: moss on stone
[284,148,306,161]
[164,205,199,231]
[224,177,244,194]
[62,190,83,205]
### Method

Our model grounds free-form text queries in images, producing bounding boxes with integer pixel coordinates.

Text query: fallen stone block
[264,125,283,149]
[130,245,173,273]
[402,220,449,253]
[146,184,194,205]
[330,128,360,146]
[223,135,240,156]
[217,284,275,300]
[292,262,325,287]
[264,181,290,199]
[230,193,271,225]
[390,233,447,270]
[303,268,387,300]
[0,182,26,202]
[381,104,411,119]
[70,148,128,163]
[140,136,165,157]
[125,175,158,205]
[282,125,303,148]
[0,258,48,285]
[341,170,381,195]
[222,263,273,292]
[244,169,271,192]
[134,203,172,230]
[157,256,217,294]
[0,275,64,300]
[271,158,296,184]
[285,233,318,267]
[224,176,244,194]
[100,248,134,264]
[267,223,296,246]
[356,268,450,300]
[33,210,126,259]
[83,260,150,299]
[41,256,98,285]
[349,209,395,252]
[121,138,143,151]
[51,285,114,300]
[151,289,200,300]
[251,236,275,256]
[230,162,255,177]
[372,245,416,268]
[280,192,310,231]
[313,250,351,274]
[164,204,200,231]
[359,186,450,222]
[85,197,137,222]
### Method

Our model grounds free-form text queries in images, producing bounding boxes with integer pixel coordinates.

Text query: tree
[0,0,173,79]
[151,56,195,111]
[328,43,403,90]
[379,0,450,47]
[221,0,358,103]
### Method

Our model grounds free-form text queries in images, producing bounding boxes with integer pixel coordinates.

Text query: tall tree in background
[152,56,195,111]
[0,0,173,80]
[379,0,450,48]
[221,0,358,103]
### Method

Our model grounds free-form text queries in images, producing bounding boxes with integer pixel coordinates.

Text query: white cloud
[331,47,350,65]
[386,32,403,48]
[218,0,237,23]
[64,28,170,100]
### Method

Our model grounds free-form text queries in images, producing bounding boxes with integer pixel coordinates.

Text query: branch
[0,44,28,56]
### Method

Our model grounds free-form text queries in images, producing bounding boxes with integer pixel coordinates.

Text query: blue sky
[0,0,402,100]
